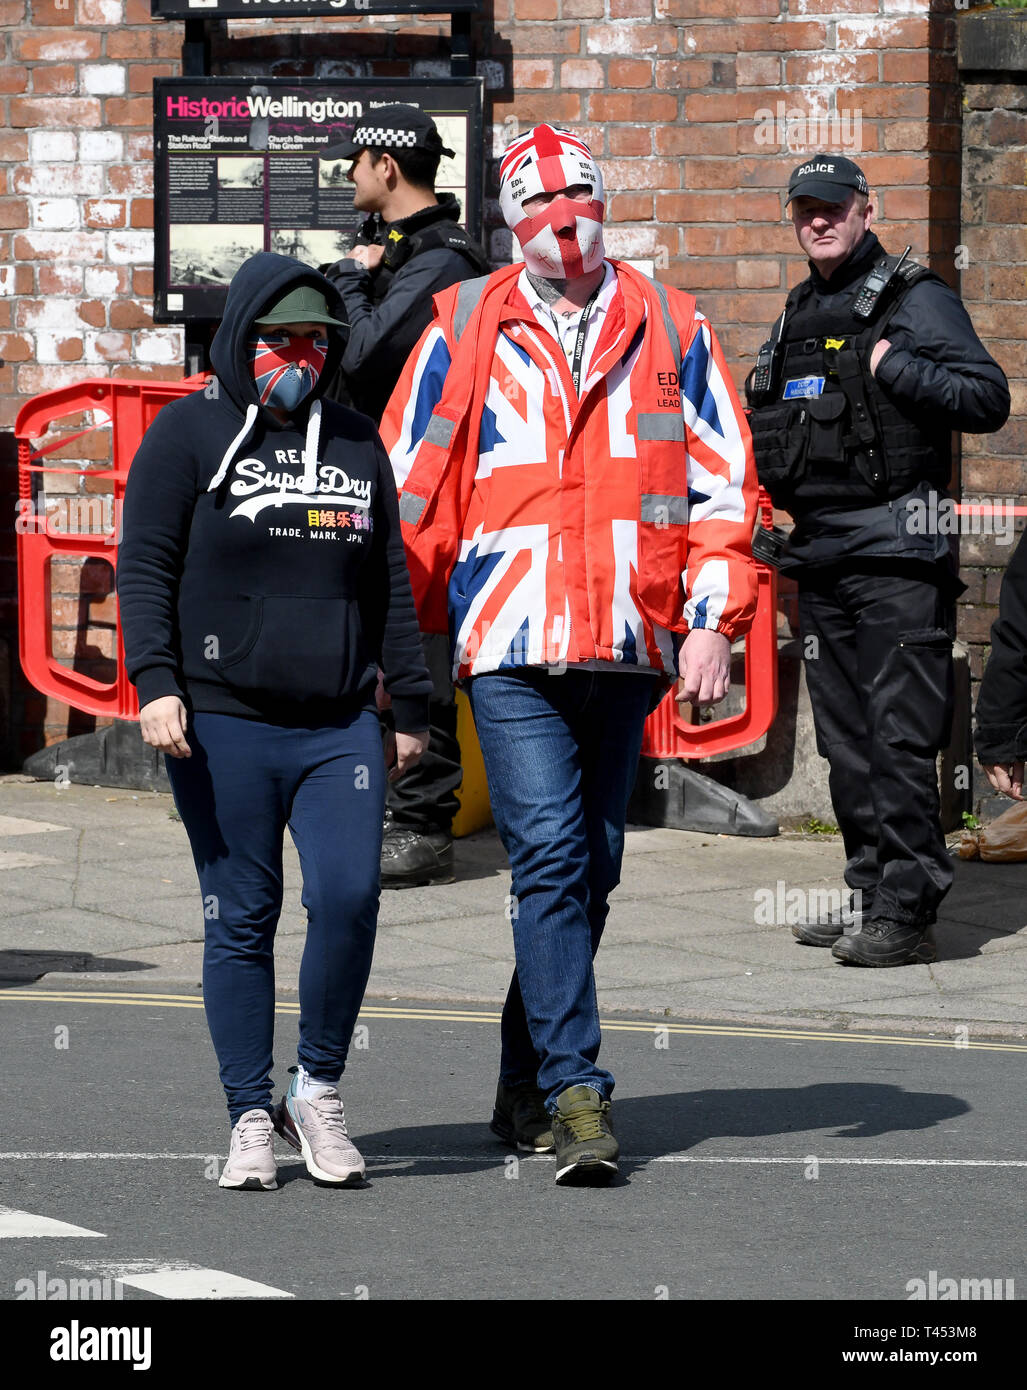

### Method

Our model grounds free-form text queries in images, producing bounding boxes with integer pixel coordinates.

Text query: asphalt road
[1,988,1024,1323]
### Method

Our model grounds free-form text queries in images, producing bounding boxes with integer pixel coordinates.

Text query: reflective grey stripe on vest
[637,413,685,442]
[452,274,492,342]
[423,414,456,448]
[641,494,689,526]
[650,279,682,368]
[399,493,427,525]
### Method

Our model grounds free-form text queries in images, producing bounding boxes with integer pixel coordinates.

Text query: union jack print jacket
[380,260,758,681]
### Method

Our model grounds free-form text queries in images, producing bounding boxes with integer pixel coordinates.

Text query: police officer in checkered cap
[319,104,490,889]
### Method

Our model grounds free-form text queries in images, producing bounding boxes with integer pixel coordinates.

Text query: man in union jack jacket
[380,124,759,1184]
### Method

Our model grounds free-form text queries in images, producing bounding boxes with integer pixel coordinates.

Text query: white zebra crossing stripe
[123,1269,294,1299]
[0,1208,105,1238]
[72,1260,293,1300]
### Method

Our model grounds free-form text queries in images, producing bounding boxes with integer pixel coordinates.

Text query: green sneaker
[551,1085,618,1185]
[489,1081,554,1152]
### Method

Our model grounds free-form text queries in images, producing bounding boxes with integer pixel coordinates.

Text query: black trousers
[797,563,956,926]
[385,631,462,834]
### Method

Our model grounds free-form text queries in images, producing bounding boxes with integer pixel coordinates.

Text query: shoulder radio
[852,245,911,320]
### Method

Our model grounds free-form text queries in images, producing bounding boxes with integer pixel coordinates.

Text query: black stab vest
[359,215,492,306]
[747,260,953,510]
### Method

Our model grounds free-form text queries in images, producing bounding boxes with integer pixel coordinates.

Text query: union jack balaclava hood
[498,124,605,279]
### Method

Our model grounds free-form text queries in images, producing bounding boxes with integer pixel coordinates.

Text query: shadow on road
[343,1082,970,1177]
[615,1083,971,1147]
[0,949,156,988]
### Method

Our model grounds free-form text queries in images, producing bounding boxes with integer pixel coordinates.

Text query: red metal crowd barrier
[15,375,206,719]
[641,489,779,760]
[16,375,779,760]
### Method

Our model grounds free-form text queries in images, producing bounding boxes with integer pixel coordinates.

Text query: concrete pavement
[1,776,1024,1038]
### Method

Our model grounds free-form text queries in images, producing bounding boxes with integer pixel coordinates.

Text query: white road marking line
[0,815,69,837]
[1,1152,1025,1167]
[0,850,60,870]
[69,1260,292,1300]
[0,1207,105,1238]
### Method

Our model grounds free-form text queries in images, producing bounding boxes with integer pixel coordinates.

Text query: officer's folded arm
[869,283,1011,433]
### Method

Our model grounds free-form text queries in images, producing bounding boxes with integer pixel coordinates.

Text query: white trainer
[219,1108,278,1190]
[273,1078,365,1185]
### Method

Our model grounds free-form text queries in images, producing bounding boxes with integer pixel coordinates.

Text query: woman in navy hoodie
[118,253,431,1189]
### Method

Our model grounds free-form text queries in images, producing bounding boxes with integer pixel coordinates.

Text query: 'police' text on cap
[787,156,869,205]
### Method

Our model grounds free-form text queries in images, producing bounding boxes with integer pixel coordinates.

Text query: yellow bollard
[451,687,494,837]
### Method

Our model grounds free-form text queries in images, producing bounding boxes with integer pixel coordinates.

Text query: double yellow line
[3,988,1026,1052]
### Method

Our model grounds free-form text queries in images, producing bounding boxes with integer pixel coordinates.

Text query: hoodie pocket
[211,594,364,704]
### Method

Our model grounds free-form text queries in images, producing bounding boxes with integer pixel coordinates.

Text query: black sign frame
[152,75,484,324]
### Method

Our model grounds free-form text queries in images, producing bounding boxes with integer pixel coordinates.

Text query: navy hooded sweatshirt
[117,252,431,732]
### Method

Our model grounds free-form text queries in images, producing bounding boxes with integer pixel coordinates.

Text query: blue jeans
[165,710,385,1125]
[467,668,659,1109]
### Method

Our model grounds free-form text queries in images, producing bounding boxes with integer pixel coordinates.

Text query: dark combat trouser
[385,631,462,835]
[797,563,956,927]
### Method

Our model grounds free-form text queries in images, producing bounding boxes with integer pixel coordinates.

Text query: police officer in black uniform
[319,105,491,887]
[747,156,1010,966]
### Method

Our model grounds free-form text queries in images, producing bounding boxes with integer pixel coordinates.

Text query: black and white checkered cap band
[354,126,419,148]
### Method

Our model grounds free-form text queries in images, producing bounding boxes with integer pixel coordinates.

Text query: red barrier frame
[16,376,205,719]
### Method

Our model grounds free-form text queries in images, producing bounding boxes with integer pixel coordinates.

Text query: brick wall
[0,0,995,764]
[957,20,1027,816]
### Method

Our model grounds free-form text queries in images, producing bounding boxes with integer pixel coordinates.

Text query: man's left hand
[345,243,385,272]
[869,337,892,376]
[677,628,732,707]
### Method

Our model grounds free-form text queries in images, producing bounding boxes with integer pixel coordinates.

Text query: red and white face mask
[498,125,605,279]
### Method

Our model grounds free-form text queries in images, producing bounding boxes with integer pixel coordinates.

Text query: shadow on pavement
[0,949,157,988]
[441,831,509,885]
[934,858,1027,961]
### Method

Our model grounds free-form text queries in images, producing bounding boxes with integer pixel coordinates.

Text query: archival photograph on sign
[318,159,350,189]
[169,224,264,288]
[270,228,354,267]
[434,115,468,192]
[217,157,265,190]
[154,78,483,318]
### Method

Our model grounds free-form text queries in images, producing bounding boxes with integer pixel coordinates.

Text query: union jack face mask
[246,333,330,410]
[498,124,605,280]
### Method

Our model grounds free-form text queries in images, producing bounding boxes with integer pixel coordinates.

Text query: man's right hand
[139,696,191,759]
[982,761,1024,801]
[345,244,385,272]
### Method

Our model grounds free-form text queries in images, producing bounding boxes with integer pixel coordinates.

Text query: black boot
[832,919,935,967]
[792,894,872,947]
[380,812,454,888]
